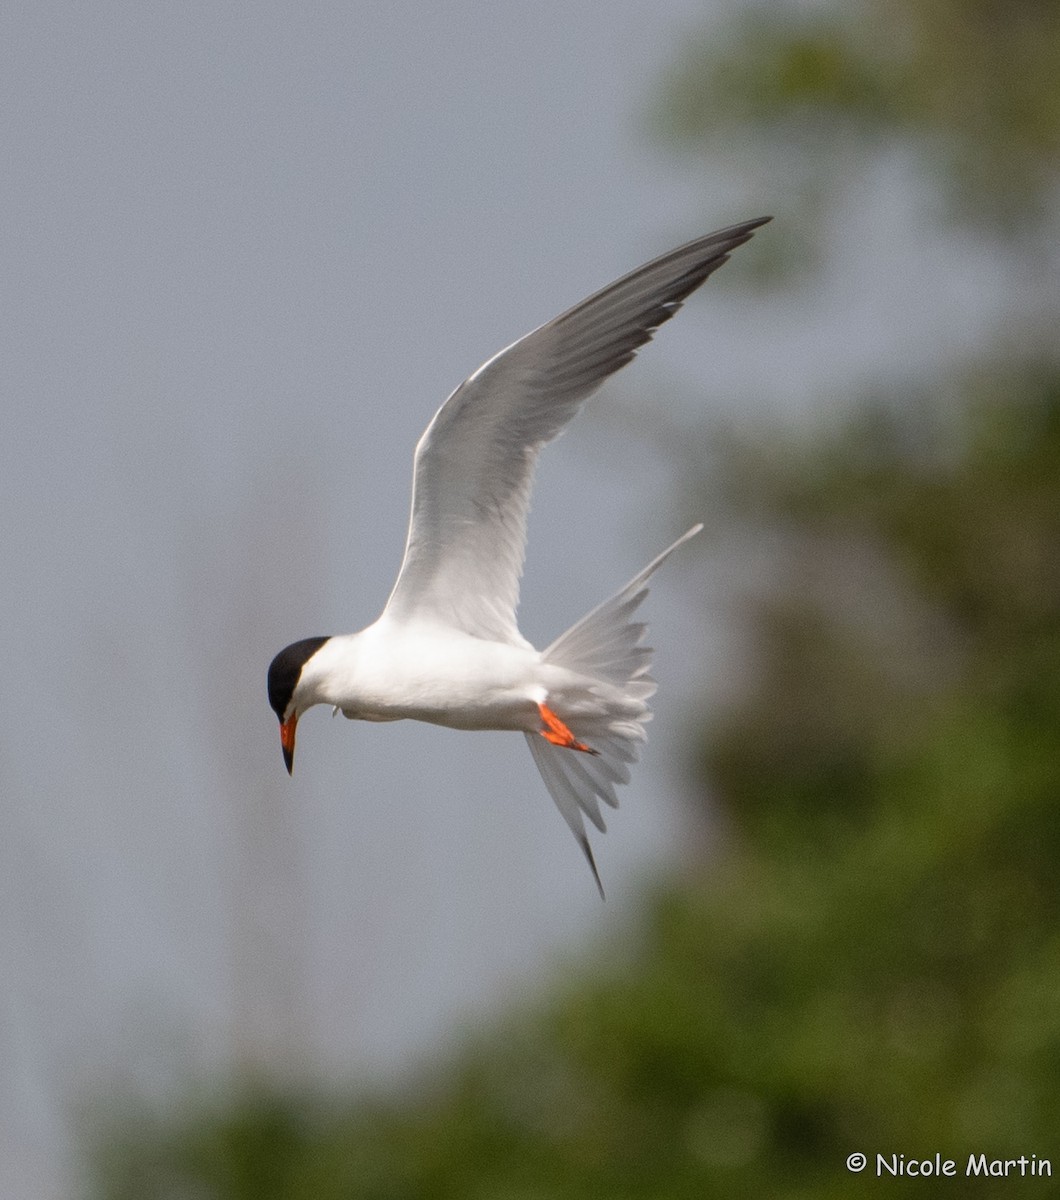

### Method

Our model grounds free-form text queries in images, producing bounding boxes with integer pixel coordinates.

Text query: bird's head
[267,636,331,774]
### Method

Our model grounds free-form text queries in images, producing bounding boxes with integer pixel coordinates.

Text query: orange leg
[537,702,598,755]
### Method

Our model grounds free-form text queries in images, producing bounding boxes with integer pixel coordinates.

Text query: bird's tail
[525,524,701,897]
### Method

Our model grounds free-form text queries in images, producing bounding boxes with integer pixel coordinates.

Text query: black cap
[267,636,330,720]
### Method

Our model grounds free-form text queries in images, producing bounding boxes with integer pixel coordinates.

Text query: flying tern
[268,216,770,895]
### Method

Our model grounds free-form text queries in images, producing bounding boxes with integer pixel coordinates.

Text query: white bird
[267,216,770,895]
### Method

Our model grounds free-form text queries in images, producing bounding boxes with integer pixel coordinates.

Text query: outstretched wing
[382,217,770,642]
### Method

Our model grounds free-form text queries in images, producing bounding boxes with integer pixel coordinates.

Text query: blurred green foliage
[656,0,1060,229]
[90,1,1060,1195]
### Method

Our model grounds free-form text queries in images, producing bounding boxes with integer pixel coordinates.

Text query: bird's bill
[279,714,297,774]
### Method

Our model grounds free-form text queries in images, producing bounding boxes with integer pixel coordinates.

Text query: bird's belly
[346,634,545,732]
[352,685,538,733]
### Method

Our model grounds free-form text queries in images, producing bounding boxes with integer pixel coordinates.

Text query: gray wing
[382,217,770,641]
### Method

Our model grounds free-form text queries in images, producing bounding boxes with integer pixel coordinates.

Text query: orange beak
[280,714,298,775]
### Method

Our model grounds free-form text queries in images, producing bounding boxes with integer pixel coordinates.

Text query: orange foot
[537,702,598,755]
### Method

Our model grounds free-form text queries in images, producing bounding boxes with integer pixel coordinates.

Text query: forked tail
[525,524,702,897]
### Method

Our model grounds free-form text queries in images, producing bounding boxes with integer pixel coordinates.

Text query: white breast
[316,619,546,732]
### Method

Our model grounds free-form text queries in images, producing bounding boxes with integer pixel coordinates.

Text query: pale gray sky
[1,2,1016,1195]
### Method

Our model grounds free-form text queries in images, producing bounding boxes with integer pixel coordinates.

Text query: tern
[268,216,770,895]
